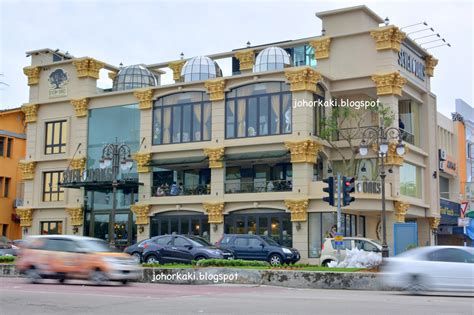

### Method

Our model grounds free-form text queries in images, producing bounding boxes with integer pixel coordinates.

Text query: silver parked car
[381,246,474,293]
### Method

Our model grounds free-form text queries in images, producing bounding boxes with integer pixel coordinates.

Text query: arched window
[314,83,326,137]
[153,92,211,145]
[225,82,292,139]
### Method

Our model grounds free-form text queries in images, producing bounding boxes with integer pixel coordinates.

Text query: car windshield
[81,239,112,252]
[187,236,212,247]
[260,236,280,246]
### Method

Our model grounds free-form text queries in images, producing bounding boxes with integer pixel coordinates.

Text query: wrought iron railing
[225,179,292,194]
[152,184,210,197]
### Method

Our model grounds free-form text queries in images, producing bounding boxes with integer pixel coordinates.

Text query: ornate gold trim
[70,157,86,172]
[425,55,438,77]
[204,147,225,168]
[108,71,118,80]
[16,208,33,227]
[131,204,151,225]
[285,140,323,163]
[168,60,186,81]
[21,104,39,123]
[72,58,104,79]
[309,37,331,59]
[235,49,255,70]
[133,88,154,110]
[132,152,151,173]
[384,142,408,166]
[285,66,322,92]
[371,72,407,96]
[429,217,440,230]
[394,201,409,223]
[205,78,226,101]
[66,207,84,226]
[203,202,225,224]
[19,160,36,180]
[23,66,41,86]
[71,98,89,117]
[285,199,309,222]
[370,26,406,52]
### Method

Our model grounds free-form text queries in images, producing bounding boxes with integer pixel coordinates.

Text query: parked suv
[124,238,154,263]
[216,234,300,265]
[320,237,382,266]
[142,235,233,264]
[16,235,140,285]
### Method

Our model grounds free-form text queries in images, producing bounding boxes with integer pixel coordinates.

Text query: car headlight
[282,248,292,254]
[210,250,222,256]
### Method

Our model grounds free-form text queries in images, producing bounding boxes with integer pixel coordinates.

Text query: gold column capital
[429,217,441,230]
[133,88,154,110]
[131,204,151,225]
[71,98,89,117]
[385,141,408,166]
[285,139,323,163]
[168,60,186,81]
[16,208,33,227]
[19,160,36,180]
[394,200,409,223]
[205,78,226,101]
[204,147,225,168]
[21,103,39,123]
[425,55,438,77]
[309,36,331,59]
[371,72,407,96]
[132,152,151,173]
[23,66,41,86]
[285,66,322,93]
[66,207,84,226]
[285,199,309,222]
[234,49,255,70]
[108,71,118,80]
[370,26,406,52]
[70,157,87,172]
[203,202,225,223]
[72,58,104,79]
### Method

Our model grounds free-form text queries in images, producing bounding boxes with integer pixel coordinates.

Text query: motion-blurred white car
[381,246,474,293]
[320,237,382,266]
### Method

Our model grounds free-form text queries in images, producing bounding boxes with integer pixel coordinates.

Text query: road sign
[461,201,468,217]
[458,217,471,227]
[334,234,343,242]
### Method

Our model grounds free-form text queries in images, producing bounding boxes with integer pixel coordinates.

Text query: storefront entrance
[224,210,292,247]
[150,211,210,241]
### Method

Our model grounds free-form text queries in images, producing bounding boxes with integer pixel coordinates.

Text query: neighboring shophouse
[18,5,441,262]
[0,107,26,240]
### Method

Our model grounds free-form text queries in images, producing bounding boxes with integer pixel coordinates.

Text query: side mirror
[184,245,193,250]
[260,243,265,247]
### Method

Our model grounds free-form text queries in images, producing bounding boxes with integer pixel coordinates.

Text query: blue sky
[0,0,472,117]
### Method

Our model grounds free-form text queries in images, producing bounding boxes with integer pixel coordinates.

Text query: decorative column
[71,98,89,117]
[204,78,226,101]
[168,60,186,82]
[284,66,322,93]
[133,152,151,173]
[309,37,331,59]
[394,200,409,223]
[70,157,87,172]
[203,202,225,243]
[384,142,407,166]
[108,71,118,81]
[234,49,255,72]
[19,161,36,180]
[21,104,39,124]
[285,199,309,261]
[17,208,33,237]
[425,55,439,77]
[133,88,154,110]
[131,204,151,240]
[66,207,84,234]
[23,66,41,86]
[370,26,406,52]
[72,58,105,79]
[204,147,225,169]
[284,199,309,222]
[429,217,440,231]
[371,72,407,96]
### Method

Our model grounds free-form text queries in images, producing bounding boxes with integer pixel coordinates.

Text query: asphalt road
[0,278,472,315]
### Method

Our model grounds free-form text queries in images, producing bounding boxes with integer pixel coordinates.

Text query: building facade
[18,5,441,262]
[0,108,26,240]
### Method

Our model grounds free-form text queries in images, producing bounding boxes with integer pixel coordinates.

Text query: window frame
[0,137,4,157]
[44,120,67,155]
[40,221,63,235]
[42,171,64,202]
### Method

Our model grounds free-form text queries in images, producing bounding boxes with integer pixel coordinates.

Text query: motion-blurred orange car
[16,235,141,285]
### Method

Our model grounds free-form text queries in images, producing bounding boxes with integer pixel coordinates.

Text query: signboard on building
[439,154,458,176]
[440,199,461,225]
[398,44,426,81]
[355,181,381,194]
[48,68,68,98]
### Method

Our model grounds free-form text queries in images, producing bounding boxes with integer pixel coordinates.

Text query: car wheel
[145,254,160,264]
[269,254,283,266]
[25,267,41,284]
[121,280,129,285]
[90,269,108,286]
[132,252,141,263]
[406,274,425,295]
[194,256,207,261]
[58,278,66,284]
[322,260,334,267]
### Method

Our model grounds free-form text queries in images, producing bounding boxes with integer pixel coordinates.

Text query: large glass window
[45,120,67,154]
[439,176,450,199]
[40,221,63,235]
[399,100,420,146]
[225,82,291,139]
[43,171,64,202]
[150,213,210,241]
[314,84,325,137]
[400,162,422,198]
[292,45,316,68]
[153,92,211,145]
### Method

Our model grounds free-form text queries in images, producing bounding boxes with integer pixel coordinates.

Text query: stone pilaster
[133,152,151,173]
[133,88,154,110]
[203,202,225,223]
[371,72,407,96]
[130,204,151,225]
[285,199,309,222]
[16,208,33,227]
[168,60,186,82]
[205,78,226,101]
[285,140,323,163]
[204,147,225,169]
[72,58,104,79]
[384,142,407,166]
[285,66,322,93]
[429,217,440,231]
[70,157,87,172]
[370,26,406,52]
[234,49,255,71]
[66,207,84,226]
[21,104,39,124]
[425,55,438,77]
[23,66,41,86]
[71,98,89,117]
[394,200,409,223]
[309,37,331,59]
[19,161,36,180]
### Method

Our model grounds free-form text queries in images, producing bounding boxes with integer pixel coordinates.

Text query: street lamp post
[359,120,405,258]
[99,140,133,247]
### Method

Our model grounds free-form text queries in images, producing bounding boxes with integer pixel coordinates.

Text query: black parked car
[216,234,300,265]
[142,235,233,264]
[124,238,154,262]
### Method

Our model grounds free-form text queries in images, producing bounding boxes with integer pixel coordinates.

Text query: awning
[224,150,289,161]
[148,156,208,167]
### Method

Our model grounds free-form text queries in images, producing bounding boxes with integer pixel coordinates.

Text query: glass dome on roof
[254,47,291,72]
[112,65,157,91]
[181,56,223,82]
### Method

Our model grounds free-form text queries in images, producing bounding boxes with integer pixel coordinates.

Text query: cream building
[18,5,441,263]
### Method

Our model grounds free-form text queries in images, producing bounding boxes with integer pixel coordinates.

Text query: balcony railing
[152,184,210,197]
[225,179,292,194]
[330,126,378,142]
[400,129,415,145]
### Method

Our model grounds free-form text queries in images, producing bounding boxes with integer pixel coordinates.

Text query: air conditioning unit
[13,199,24,208]
[439,149,447,161]
[439,161,445,171]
